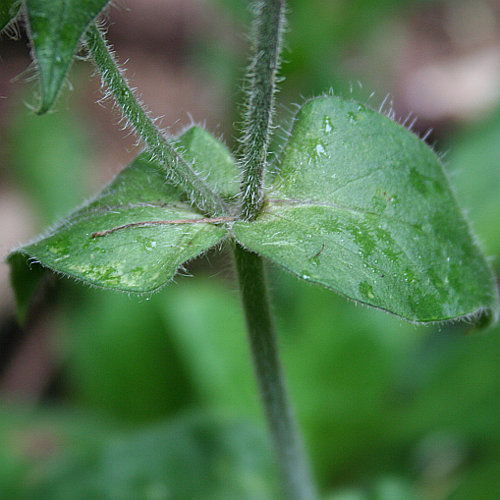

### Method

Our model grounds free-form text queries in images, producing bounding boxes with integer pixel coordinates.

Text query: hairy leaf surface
[26,0,110,113]
[8,127,237,314]
[175,125,240,199]
[0,0,21,31]
[234,96,498,323]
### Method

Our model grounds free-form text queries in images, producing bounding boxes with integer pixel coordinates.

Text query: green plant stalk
[235,1,316,497]
[240,0,285,220]
[234,244,317,500]
[85,23,227,217]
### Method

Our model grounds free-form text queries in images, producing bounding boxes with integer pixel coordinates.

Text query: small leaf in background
[65,288,198,423]
[159,278,260,416]
[1,409,278,500]
[26,0,111,113]
[95,415,277,500]
[234,96,498,324]
[448,106,500,259]
[7,104,90,226]
[0,0,21,32]
[0,407,112,499]
[8,126,237,303]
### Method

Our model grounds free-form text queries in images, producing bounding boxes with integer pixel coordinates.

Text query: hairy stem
[233,244,317,500]
[239,0,285,220]
[236,2,317,497]
[85,23,228,217]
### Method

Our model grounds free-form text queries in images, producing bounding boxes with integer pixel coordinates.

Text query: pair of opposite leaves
[9,96,499,325]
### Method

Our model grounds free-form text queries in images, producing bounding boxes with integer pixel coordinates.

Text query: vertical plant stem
[234,244,317,500]
[85,23,227,217]
[240,0,285,220]
[236,2,316,497]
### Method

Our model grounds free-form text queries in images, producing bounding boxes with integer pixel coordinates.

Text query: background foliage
[1,0,500,498]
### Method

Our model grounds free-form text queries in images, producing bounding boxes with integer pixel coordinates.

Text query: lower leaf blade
[8,151,228,300]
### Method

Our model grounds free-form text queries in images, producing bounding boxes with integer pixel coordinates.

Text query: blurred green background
[1,0,500,498]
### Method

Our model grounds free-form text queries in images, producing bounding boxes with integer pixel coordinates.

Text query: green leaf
[234,96,498,324]
[8,101,91,225]
[159,278,260,416]
[0,406,112,499]
[175,125,240,199]
[67,289,198,423]
[5,411,277,500]
[8,126,236,305]
[448,107,500,258]
[90,415,277,500]
[26,0,110,113]
[0,0,21,32]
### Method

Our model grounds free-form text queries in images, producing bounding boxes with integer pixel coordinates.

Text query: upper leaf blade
[26,0,110,113]
[8,127,236,313]
[0,0,21,32]
[234,96,499,324]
